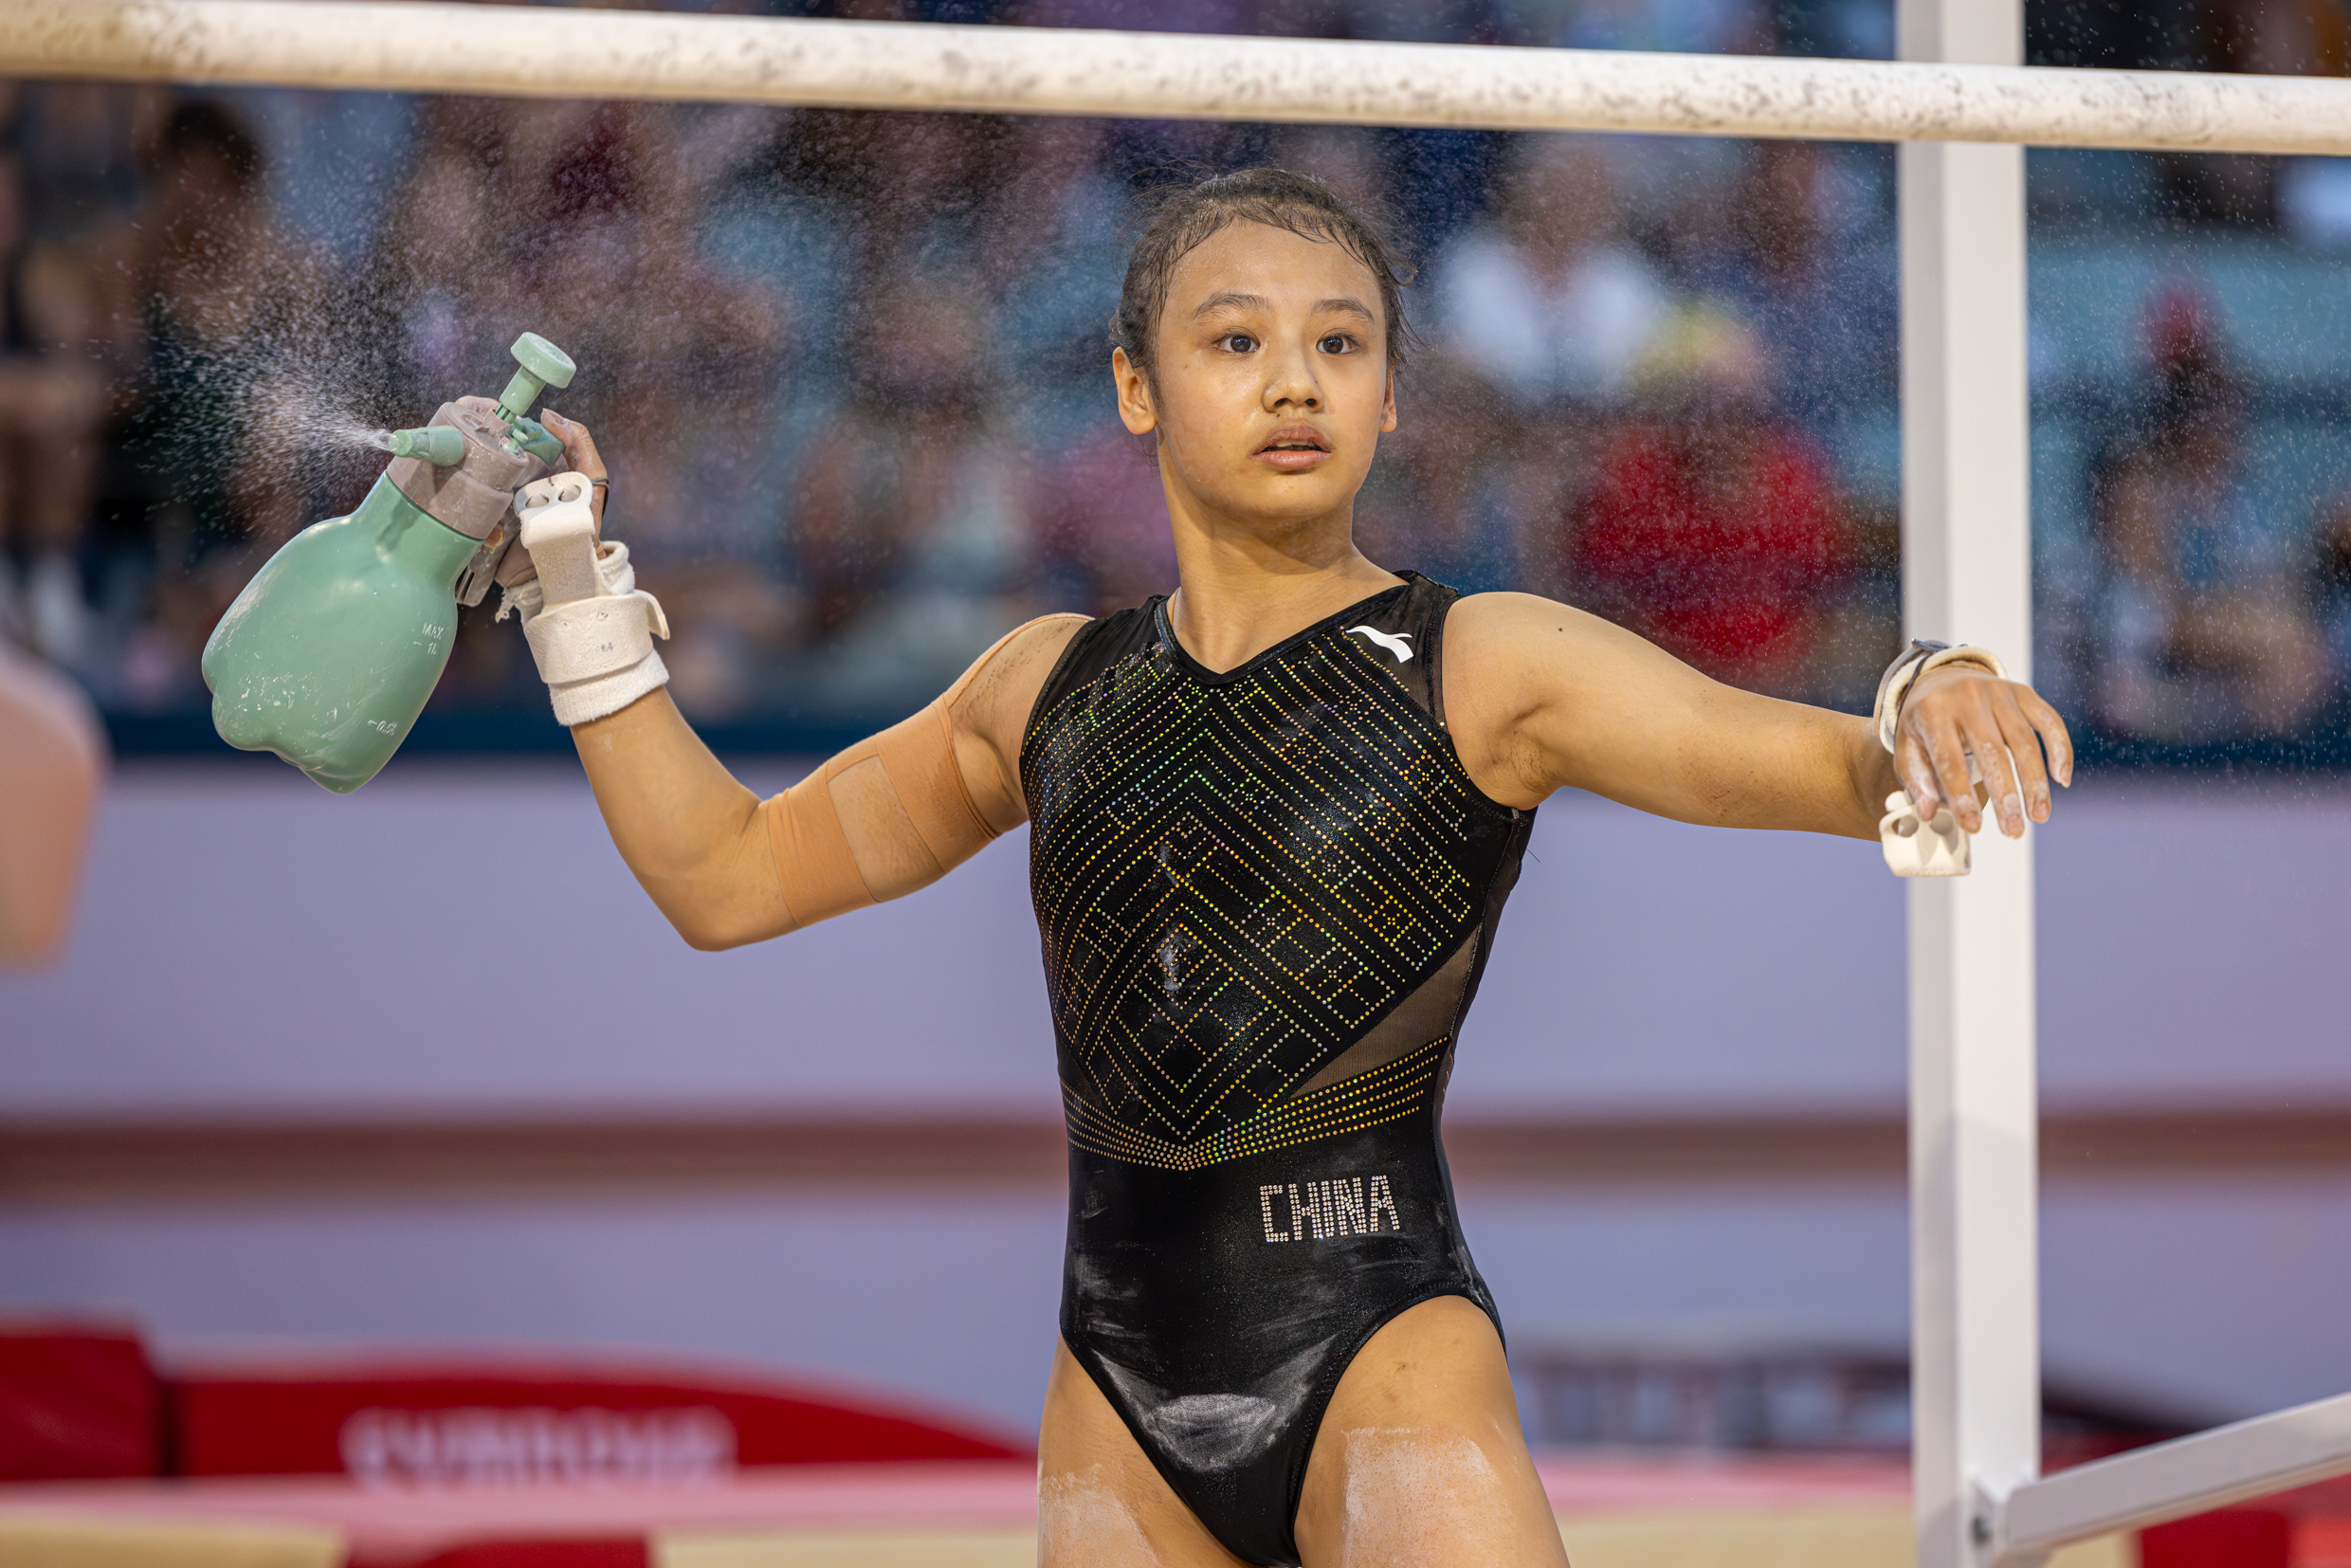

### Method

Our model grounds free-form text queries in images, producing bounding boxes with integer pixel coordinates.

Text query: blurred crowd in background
[4,0,2351,758]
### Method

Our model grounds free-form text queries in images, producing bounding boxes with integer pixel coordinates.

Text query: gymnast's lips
[1253,425,1331,470]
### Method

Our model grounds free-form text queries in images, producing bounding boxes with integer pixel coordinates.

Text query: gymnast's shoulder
[1442,590,1666,681]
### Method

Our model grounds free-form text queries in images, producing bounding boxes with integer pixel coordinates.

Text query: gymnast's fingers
[1896,724,1942,825]
[1991,687,2052,826]
[538,408,604,475]
[1889,719,1965,831]
[538,409,607,528]
[1920,715,1983,833]
[1969,697,2028,838]
[2016,684,2075,787]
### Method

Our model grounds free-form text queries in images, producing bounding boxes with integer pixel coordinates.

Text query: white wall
[3,761,2348,1436]
[8,762,2345,1118]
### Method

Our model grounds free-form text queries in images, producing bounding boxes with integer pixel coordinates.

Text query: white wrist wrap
[500,473,669,727]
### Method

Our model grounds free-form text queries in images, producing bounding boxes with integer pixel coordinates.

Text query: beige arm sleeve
[757,617,1060,932]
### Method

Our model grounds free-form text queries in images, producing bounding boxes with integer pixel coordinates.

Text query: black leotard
[1021,573,1533,1566]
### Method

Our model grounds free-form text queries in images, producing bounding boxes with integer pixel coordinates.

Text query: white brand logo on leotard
[1259,1176,1404,1242]
[1345,627,1413,663]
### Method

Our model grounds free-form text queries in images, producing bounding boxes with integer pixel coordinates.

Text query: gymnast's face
[1115,221,1397,540]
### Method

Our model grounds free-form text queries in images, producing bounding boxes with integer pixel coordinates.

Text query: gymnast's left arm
[1440,592,2073,840]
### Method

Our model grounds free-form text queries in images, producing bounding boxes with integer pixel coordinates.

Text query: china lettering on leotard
[1257,1175,1404,1242]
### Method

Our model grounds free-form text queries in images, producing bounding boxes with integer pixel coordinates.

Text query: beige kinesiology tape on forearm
[757,620,1053,932]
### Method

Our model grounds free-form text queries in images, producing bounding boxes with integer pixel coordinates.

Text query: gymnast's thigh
[1037,1339,1250,1568]
[1291,1296,1570,1568]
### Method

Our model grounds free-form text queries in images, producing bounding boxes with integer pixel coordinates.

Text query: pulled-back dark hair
[1110,167,1418,385]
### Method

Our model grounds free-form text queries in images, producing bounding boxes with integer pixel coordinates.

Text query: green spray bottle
[201,334,576,793]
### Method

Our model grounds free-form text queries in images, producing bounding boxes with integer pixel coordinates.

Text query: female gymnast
[513,167,2071,1567]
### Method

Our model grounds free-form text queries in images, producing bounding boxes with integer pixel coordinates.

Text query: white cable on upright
[3,0,2350,155]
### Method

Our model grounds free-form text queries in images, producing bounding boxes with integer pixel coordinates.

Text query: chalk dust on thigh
[1296,1298,1568,1567]
[1332,1426,1532,1566]
[1039,1463,1173,1568]
[1037,1340,1249,1568]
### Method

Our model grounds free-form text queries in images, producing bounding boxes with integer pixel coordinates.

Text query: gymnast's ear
[1114,347,1157,436]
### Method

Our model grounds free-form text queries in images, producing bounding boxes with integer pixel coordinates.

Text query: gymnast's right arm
[517,409,1084,950]
[569,616,1082,951]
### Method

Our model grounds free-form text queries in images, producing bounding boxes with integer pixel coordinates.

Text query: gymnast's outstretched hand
[1893,661,2073,839]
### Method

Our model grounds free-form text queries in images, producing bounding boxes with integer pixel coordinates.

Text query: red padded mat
[0,1323,159,1482]
[169,1356,1025,1481]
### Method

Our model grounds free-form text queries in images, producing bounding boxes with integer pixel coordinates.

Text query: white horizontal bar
[2002,1389,2351,1557]
[6,1,2351,155]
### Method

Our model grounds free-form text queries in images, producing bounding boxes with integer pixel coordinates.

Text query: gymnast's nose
[1262,345,1322,413]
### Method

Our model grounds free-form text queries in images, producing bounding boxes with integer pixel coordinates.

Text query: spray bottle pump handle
[492,332,577,424]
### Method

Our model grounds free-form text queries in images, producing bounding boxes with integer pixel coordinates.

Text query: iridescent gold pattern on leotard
[1062,1034,1449,1171]
[1026,618,1487,1167]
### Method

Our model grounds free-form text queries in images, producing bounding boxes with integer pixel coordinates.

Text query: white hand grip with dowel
[1879,749,1987,878]
[502,470,670,727]
[1880,790,1971,877]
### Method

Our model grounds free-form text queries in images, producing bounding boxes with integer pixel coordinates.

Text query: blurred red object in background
[396,1541,649,1568]
[173,1357,1027,1481]
[0,1322,159,1482]
[2141,1507,2292,1568]
[0,1321,1025,1487]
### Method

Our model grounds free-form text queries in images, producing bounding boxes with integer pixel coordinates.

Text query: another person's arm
[0,641,106,965]
[1446,593,2072,840]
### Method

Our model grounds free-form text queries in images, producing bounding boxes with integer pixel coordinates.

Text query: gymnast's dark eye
[1319,334,1355,354]
[1220,333,1256,354]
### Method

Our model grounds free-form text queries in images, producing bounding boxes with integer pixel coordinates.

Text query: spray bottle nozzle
[492,332,577,426]
[388,426,466,465]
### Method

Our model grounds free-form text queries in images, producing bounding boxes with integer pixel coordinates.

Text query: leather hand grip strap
[759,616,1074,932]
[1872,639,2007,755]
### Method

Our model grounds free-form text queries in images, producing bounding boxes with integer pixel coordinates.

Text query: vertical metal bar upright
[1898,2,2040,1566]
